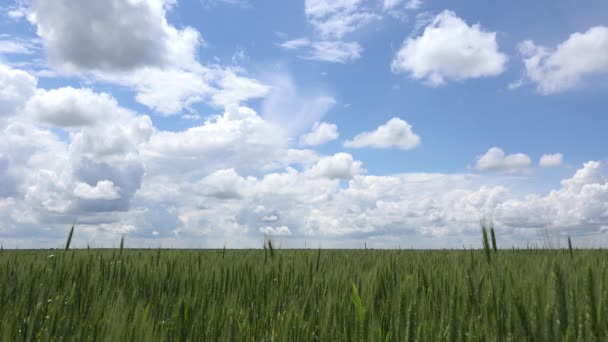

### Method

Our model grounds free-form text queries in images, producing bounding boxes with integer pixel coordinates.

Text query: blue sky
[0,0,607,248]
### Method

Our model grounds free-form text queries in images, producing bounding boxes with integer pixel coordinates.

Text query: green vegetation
[1,228,608,341]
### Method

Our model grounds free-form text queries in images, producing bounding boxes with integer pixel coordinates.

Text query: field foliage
[1,243,607,341]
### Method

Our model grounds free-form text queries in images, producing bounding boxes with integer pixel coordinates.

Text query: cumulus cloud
[2,66,608,248]
[143,104,287,177]
[196,169,245,199]
[73,180,121,200]
[539,153,564,168]
[23,0,268,115]
[259,226,292,236]
[299,121,339,146]
[307,153,364,180]
[25,87,130,127]
[391,10,507,85]
[0,68,151,225]
[475,147,531,172]
[0,63,37,119]
[518,26,608,94]
[26,0,196,71]
[344,117,420,149]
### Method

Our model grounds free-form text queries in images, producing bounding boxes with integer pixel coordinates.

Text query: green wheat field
[1,229,607,341]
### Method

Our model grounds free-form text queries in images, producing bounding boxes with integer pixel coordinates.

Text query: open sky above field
[0,0,607,248]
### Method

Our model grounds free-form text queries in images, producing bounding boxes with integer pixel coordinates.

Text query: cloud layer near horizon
[1,63,607,248]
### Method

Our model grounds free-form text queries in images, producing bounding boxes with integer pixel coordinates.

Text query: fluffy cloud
[299,121,339,146]
[24,0,268,115]
[518,26,608,94]
[73,180,121,200]
[259,226,292,236]
[26,0,197,71]
[0,68,151,226]
[344,117,420,149]
[2,66,608,248]
[25,87,130,127]
[475,147,531,172]
[0,63,37,119]
[391,10,507,85]
[142,105,287,177]
[196,169,245,199]
[498,161,608,232]
[304,0,378,39]
[307,153,364,180]
[539,153,564,168]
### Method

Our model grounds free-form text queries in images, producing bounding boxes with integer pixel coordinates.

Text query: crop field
[1,239,607,341]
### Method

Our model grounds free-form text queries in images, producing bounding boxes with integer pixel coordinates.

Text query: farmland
[1,243,607,341]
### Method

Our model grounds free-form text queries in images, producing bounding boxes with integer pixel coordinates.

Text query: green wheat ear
[119,234,125,255]
[351,283,365,328]
[490,221,498,252]
[64,222,75,252]
[480,220,491,263]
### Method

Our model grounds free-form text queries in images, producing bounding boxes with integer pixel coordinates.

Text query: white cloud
[73,180,121,200]
[259,225,292,236]
[25,87,130,127]
[299,121,339,146]
[498,161,608,232]
[24,0,268,115]
[210,69,270,107]
[26,0,197,71]
[104,67,214,115]
[383,0,422,10]
[518,26,608,94]
[261,215,278,222]
[307,153,364,180]
[0,37,35,54]
[261,70,336,135]
[2,66,608,247]
[391,10,507,85]
[344,117,420,149]
[143,104,287,177]
[280,0,377,64]
[539,153,564,167]
[383,0,422,20]
[309,10,379,40]
[475,147,531,172]
[0,63,37,119]
[93,63,268,116]
[280,38,311,50]
[196,169,245,199]
[306,41,362,63]
[279,38,361,63]
[0,70,151,224]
